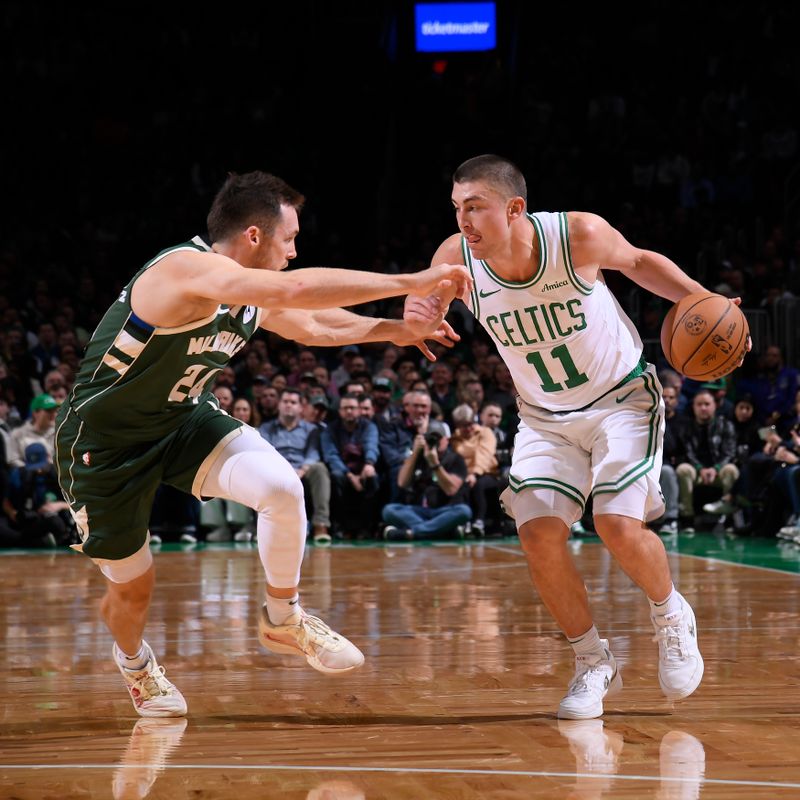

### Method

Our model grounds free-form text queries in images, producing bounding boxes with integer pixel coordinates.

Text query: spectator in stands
[428,362,458,425]
[774,424,800,541]
[302,393,330,428]
[370,376,400,423]
[659,368,690,416]
[256,382,280,424]
[330,345,361,391]
[457,376,485,420]
[321,392,380,539]
[5,442,75,547]
[654,384,686,535]
[212,384,235,414]
[312,364,338,404]
[736,344,800,426]
[232,396,261,428]
[359,394,375,420]
[259,388,331,544]
[7,393,58,469]
[449,403,501,535]
[234,348,269,397]
[382,420,471,541]
[486,361,518,435]
[705,393,762,518]
[30,322,60,382]
[675,389,738,528]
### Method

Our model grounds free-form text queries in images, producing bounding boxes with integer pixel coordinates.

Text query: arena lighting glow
[414,2,497,52]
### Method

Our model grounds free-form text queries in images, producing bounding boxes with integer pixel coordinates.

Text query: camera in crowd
[423,421,450,450]
[424,430,443,449]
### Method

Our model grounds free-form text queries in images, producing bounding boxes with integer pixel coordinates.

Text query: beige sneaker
[113,641,188,718]
[112,717,187,800]
[258,605,364,674]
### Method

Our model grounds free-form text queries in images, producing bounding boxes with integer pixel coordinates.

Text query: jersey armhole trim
[559,212,593,296]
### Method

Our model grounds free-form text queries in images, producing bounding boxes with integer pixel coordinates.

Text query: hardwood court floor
[1,534,800,799]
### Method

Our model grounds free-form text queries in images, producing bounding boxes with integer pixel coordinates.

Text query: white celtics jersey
[464,211,643,412]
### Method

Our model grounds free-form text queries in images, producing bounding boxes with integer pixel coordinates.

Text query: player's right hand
[413,263,472,303]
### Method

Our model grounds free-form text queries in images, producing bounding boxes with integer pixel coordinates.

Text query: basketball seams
[662,292,748,380]
[687,308,747,380]
[677,299,732,374]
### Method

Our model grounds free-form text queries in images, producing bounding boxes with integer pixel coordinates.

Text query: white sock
[266,593,301,625]
[115,643,149,671]
[649,584,682,622]
[567,625,603,656]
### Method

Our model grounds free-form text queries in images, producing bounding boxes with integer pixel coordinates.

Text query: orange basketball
[660,292,749,380]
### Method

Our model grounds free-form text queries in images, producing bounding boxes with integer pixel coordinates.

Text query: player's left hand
[398,295,460,360]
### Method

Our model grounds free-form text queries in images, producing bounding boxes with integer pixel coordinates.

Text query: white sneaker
[777,525,799,541]
[558,640,623,719]
[112,717,187,800]
[702,499,736,515]
[570,520,587,536]
[113,641,187,717]
[658,519,679,536]
[205,526,231,542]
[652,594,704,700]
[233,529,254,542]
[258,605,365,674]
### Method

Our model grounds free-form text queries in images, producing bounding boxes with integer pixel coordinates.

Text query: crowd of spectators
[3,278,800,549]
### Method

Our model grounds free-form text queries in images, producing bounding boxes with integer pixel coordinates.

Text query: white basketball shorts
[501,365,665,528]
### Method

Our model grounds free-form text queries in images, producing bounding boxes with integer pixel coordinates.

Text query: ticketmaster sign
[415,2,497,52]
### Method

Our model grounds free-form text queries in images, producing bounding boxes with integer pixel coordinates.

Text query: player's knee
[518,517,570,556]
[95,539,154,584]
[256,470,304,515]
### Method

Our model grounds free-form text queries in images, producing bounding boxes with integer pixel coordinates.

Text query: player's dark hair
[453,154,527,202]
[207,171,305,242]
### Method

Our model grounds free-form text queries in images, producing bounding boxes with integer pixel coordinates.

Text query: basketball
[660,292,749,380]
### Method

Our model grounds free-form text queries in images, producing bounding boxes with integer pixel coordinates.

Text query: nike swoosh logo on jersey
[479,288,501,298]
[615,389,635,404]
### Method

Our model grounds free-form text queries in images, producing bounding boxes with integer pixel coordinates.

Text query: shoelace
[298,613,343,649]
[129,664,174,699]
[568,656,611,695]
[652,624,687,660]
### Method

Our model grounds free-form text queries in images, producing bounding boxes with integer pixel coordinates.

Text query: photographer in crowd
[381,420,472,541]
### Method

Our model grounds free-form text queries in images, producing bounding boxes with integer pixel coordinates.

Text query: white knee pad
[200,425,306,589]
[93,537,154,583]
[200,425,303,510]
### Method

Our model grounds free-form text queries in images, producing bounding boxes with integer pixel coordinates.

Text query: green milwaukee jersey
[65,236,263,444]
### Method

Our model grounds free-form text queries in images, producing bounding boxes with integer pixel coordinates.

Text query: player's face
[451,181,512,258]
[258,204,300,271]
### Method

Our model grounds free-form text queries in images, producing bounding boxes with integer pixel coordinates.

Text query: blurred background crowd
[3,1,800,546]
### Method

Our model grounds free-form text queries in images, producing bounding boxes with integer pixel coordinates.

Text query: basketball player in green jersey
[408,154,748,720]
[55,171,471,718]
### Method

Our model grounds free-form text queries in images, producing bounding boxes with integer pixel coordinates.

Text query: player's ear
[507,197,525,220]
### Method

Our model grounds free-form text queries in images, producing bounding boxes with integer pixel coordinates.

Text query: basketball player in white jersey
[405,154,747,719]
